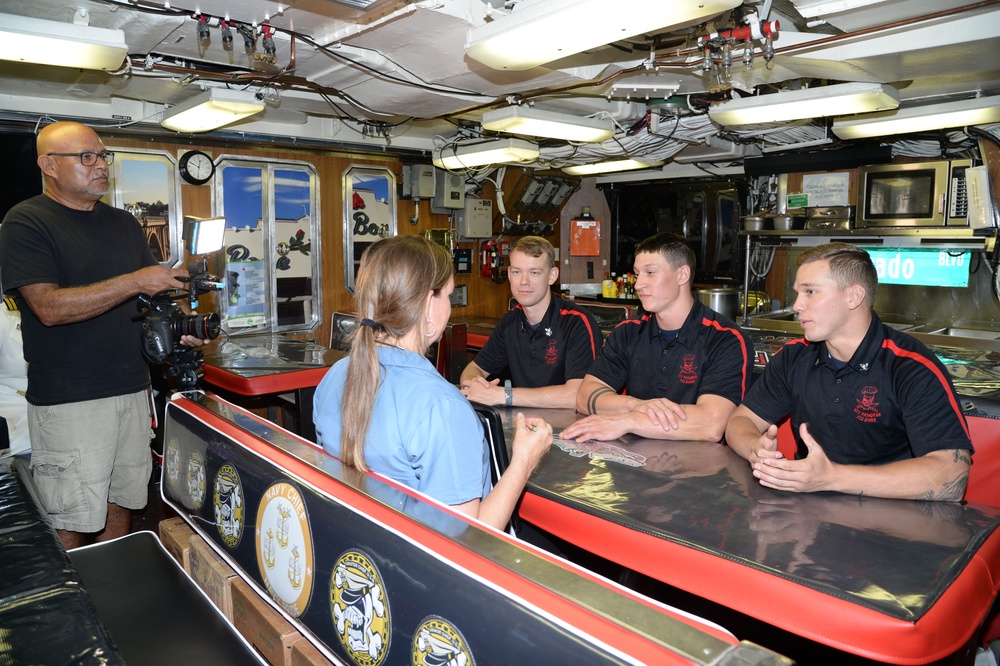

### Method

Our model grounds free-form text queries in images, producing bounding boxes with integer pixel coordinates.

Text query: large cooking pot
[695,288,741,320]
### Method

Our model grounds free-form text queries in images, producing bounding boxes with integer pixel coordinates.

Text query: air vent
[674,136,761,164]
[330,0,381,9]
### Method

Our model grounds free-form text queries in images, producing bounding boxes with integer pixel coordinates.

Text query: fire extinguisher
[480,240,497,278]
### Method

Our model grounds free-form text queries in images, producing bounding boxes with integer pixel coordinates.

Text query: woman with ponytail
[314,235,552,531]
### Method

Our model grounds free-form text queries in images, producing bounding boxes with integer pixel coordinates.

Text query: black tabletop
[201,333,344,379]
[499,408,1000,623]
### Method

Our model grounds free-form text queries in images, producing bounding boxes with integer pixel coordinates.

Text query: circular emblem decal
[186,451,206,511]
[330,550,391,666]
[411,616,474,666]
[255,482,314,617]
[213,463,244,548]
[164,438,180,485]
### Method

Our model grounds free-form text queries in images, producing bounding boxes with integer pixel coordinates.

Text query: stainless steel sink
[915,327,1000,340]
[749,310,1000,350]
[754,310,797,322]
[751,310,916,333]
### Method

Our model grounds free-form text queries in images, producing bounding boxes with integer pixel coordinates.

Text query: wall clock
[178,150,215,185]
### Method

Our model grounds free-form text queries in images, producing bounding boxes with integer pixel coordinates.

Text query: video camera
[136,214,228,390]
[137,286,221,364]
[136,261,223,390]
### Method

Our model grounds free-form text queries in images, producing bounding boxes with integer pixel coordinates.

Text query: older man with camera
[0,121,204,549]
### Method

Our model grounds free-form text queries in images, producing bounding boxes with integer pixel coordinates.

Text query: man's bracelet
[504,379,512,407]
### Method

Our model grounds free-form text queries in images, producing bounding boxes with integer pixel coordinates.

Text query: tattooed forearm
[586,387,614,414]
[936,473,969,502]
[936,449,972,501]
[915,450,970,502]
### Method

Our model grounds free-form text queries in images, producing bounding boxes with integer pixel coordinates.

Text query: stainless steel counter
[746,320,1000,415]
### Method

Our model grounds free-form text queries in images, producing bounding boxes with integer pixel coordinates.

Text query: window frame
[215,155,322,335]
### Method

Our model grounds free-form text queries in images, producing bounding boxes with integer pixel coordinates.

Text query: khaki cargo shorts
[28,390,153,533]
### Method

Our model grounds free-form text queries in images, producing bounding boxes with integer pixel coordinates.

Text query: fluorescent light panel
[0,12,127,71]
[161,88,265,133]
[482,106,614,142]
[562,159,665,176]
[832,95,1000,139]
[709,82,900,126]
[467,0,742,71]
[433,138,539,170]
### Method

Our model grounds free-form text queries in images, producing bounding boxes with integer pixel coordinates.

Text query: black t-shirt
[0,195,157,405]
[742,313,973,464]
[589,299,754,406]
[473,295,602,388]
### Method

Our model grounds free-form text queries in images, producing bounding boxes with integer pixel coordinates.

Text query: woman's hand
[510,412,552,471]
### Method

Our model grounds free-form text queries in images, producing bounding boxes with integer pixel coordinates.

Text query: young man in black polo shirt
[725,243,972,501]
[460,236,601,409]
[562,232,753,442]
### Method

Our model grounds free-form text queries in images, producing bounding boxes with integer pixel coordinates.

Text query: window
[343,165,396,294]
[105,149,182,267]
[216,157,321,333]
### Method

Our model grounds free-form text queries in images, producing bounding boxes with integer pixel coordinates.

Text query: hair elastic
[359,318,380,329]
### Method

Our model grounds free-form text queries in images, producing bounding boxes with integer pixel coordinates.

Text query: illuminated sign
[868,249,970,287]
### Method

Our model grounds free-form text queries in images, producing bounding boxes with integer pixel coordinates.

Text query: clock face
[180,151,214,184]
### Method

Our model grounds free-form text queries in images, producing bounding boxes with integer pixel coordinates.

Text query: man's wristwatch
[504,380,512,407]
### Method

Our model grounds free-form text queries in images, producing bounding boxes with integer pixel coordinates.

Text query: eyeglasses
[45,151,115,166]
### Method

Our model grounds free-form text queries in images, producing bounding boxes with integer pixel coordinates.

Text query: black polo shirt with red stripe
[742,313,973,464]
[473,294,602,388]
[588,299,754,406]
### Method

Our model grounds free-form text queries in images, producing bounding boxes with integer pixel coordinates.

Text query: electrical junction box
[457,198,493,238]
[405,164,436,199]
[453,248,472,274]
[432,168,465,211]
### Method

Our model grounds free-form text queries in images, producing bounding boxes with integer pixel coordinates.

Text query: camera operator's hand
[130,265,189,294]
[179,334,212,348]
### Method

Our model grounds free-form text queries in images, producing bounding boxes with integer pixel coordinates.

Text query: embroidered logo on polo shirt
[679,353,699,384]
[854,385,882,423]
[545,338,558,365]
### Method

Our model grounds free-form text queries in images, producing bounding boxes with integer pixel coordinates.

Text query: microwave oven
[856,159,972,228]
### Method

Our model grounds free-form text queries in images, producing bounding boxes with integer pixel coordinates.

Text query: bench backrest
[776,414,999,507]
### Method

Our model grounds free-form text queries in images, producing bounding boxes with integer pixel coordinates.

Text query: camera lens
[179,313,221,340]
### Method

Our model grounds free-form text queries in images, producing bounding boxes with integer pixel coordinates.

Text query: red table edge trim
[519,491,1000,665]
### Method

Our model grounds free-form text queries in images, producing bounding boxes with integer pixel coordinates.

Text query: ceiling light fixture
[794,0,890,18]
[466,0,742,71]
[831,95,1000,139]
[562,159,665,176]
[709,82,900,126]
[0,12,128,71]
[482,106,615,143]
[161,88,266,133]
[432,138,539,170]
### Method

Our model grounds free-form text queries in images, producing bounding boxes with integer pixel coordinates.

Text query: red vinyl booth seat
[776,414,1000,508]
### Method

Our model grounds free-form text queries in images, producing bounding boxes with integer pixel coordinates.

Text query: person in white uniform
[0,297,29,455]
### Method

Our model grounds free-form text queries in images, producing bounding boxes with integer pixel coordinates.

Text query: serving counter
[160,393,790,666]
